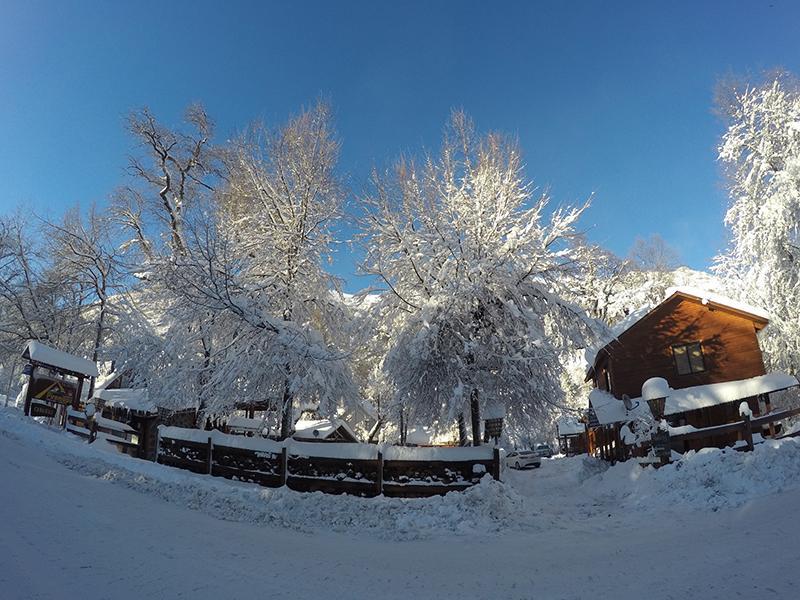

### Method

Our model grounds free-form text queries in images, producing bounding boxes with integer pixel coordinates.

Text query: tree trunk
[470,387,481,446]
[367,419,383,444]
[279,377,293,439]
[399,407,407,445]
[196,325,212,427]
[87,297,107,399]
[457,412,469,446]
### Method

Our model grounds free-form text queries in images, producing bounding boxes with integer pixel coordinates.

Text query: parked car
[505,450,542,470]
[532,443,554,458]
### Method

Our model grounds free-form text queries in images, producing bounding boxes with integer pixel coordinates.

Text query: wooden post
[764,394,776,438]
[742,413,754,451]
[492,447,501,481]
[23,365,35,416]
[206,436,213,475]
[153,427,160,463]
[279,446,288,487]
[376,451,384,496]
[73,376,84,410]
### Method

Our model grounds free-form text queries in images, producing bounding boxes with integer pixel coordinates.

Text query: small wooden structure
[556,417,587,456]
[292,418,359,443]
[21,341,99,427]
[66,408,140,455]
[94,387,159,460]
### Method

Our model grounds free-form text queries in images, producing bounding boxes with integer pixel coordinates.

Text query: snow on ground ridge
[2,407,800,540]
[0,408,527,540]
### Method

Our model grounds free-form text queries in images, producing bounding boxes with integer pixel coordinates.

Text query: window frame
[672,341,706,375]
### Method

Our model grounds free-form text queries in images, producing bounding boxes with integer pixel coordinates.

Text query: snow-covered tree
[212,101,355,436]
[362,111,597,445]
[108,106,222,418]
[44,205,123,395]
[714,73,800,374]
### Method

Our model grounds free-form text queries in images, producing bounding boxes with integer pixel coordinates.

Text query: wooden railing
[670,406,800,450]
[156,426,501,498]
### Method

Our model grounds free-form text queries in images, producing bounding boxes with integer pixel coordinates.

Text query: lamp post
[642,377,671,466]
[646,396,666,421]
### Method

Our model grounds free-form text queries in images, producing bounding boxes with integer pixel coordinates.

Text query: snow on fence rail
[669,406,800,451]
[156,426,500,498]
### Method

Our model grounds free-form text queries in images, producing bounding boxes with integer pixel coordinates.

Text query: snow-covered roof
[66,407,136,433]
[227,415,269,432]
[665,286,770,322]
[95,388,155,414]
[22,341,99,377]
[556,417,586,436]
[293,418,358,441]
[94,414,136,433]
[405,425,459,446]
[590,372,799,425]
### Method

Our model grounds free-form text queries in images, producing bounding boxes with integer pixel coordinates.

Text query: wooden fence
[670,406,800,451]
[156,426,501,498]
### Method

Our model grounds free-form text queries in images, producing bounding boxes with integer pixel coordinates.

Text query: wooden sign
[484,418,503,439]
[651,430,671,459]
[30,403,57,418]
[31,377,76,405]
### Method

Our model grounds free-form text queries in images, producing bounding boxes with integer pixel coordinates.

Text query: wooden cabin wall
[597,297,766,400]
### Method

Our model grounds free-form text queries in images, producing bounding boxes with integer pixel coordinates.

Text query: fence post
[742,413,754,451]
[764,394,776,438]
[279,446,288,487]
[376,451,384,496]
[206,436,213,475]
[492,447,501,481]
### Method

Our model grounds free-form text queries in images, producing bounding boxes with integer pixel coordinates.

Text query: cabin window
[672,342,705,375]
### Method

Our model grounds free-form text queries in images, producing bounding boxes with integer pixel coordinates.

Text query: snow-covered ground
[1,406,799,599]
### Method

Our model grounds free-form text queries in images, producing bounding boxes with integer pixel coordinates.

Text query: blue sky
[1,1,798,290]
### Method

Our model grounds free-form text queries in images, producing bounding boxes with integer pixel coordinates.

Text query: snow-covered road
[1,410,799,599]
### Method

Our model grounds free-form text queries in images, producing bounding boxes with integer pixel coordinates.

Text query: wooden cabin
[585,287,799,461]
[556,417,587,456]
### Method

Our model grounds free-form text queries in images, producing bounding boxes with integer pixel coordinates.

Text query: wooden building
[556,417,587,456]
[584,287,799,461]
[292,418,359,443]
[21,341,99,427]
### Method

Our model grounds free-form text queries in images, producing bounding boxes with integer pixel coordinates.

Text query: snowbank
[4,406,800,542]
[586,439,800,511]
[1,408,521,540]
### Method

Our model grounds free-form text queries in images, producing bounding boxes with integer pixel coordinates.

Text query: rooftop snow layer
[590,372,799,425]
[95,388,155,414]
[23,341,99,377]
[293,418,357,441]
[226,415,269,431]
[556,417,586,436]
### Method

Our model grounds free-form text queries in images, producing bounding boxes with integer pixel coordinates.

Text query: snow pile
[3,405,800,543]
[587,438,800,512]
[0,407,523,540]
